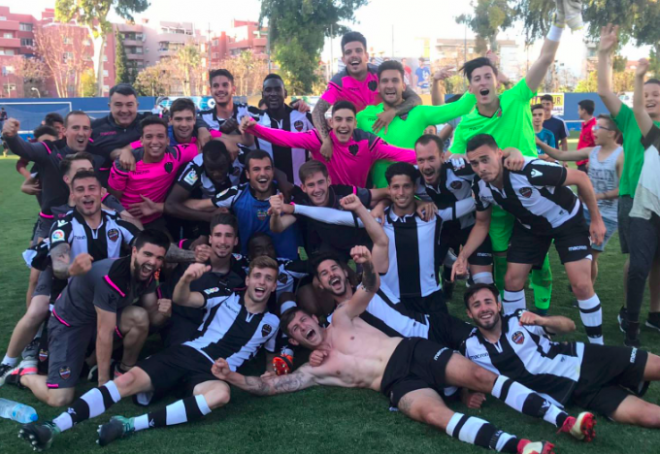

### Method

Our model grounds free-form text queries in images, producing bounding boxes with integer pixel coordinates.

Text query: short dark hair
[109,83,138,98]
[64,110,90,127]
[645,78,660,87]
[209,69,234,85]
[245,149,273,171]
[578,99,595,115]
[596,114,621,138]
[134,228,170,252]
[140,116,168,135]
[60,151,95,175]
[248,255,278,276]
[463,282,500,308]
[377,60,405,80]
[299,160,329,184]
[415,134,444,153]
[461,57,498,82]
[169,98,196,117]
[210,212,238,236]
[540,94,554,103]
[341,31,367,54]
[202,140,232,171]
[280,307,307,337]
[310,251,345,278]
[385,161,418,186]
[332,100,357,116]
[43,112,64,126]
[530,103,544,113]
[33,125,58,140]
[466,134,499,154]
[263,73,284,85]
[70,169,99,188]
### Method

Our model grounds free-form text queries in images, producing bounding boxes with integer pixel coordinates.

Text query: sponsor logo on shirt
[51,229,65,242]
[100,131,117,136]
[568,245,588,251]
[262,324,273,337]
[164,162,174,174]
[184,170,198,186]
[203,287,220,295]
[348,144,359,156]
[530,169,543,179]
[57,220,68,227]
[519,187,533,198]
[107,228,119,242]
[468,353,490,360]
[294,120,304,132]
[511,331,525,344]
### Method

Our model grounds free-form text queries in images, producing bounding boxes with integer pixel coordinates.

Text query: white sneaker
[564,0,584,30]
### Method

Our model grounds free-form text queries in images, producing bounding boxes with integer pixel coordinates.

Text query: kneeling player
[18,257,280,451]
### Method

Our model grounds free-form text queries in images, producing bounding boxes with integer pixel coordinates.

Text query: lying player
[213,246,596,454]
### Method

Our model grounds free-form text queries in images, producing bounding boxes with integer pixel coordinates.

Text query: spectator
[577,99,596,172]
[540,94,569,153]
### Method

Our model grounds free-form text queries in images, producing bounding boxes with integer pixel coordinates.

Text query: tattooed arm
[212,359,319,395]
[333,246,379,323]
[50,243,94,280]
[165,243,197,263]
[311,98,334,160]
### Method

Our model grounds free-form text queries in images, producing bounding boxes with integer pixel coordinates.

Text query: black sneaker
[97,416,135,447]
[442,280,455,300]
[618,307,629,333]
[0,362,13,386]
[645,313,660,332]
[18,421,61,451]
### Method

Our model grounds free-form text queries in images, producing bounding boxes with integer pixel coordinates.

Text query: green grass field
[1,154,659,454]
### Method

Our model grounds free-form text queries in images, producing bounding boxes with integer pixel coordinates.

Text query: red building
[0,6,38,97]
[204,20,268,69]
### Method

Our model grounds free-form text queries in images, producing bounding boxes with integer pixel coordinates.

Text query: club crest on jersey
[511,331,525,345]
[59,366,71,380]
[39,349,49,362]
[294,120,304,132]
[51,229,65,242]
[107,228,119,242]
[257,209,268,221]
[262,324,273,337]
[204,287,220,295]
[349,144,359,156]
[368,80,378,91]
[519,187,533,198]
[278,272,288,284]
[184,170,198,186]
[450,180,463,190]
[164,162,174,174]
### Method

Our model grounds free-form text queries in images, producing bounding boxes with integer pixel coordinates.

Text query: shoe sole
[576,413,596,442]
[18,425,51,452]
[617,315,627,333]
[645,321,660,332]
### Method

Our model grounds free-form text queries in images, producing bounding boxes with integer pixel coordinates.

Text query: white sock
[547,24,564,42]
[2,355,18,366]
[503,289,526,314]
[472,272,494,285]
[578,294,603,344]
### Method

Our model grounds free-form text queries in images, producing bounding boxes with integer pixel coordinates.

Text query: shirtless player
[212,248,594,454]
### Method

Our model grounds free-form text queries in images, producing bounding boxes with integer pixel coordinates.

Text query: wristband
[547,25,564,42]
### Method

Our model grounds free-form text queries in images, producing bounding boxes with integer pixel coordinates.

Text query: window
[136,33,144,41]
[63,37,72,45]
[83,39,91,46]
[63,51,74,62]
[3,33,12,39]
[103,54,108,62]
[103,70,109,77]
[212,39,219,47]
[20,38,34,46]
[19,23,33,31]
[0,49,15,56]
[159,41,170,51]
[2,66,14,75]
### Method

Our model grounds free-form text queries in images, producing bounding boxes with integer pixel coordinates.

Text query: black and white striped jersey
[184,289,280,371]
[48,208,139,260]
[176,153,237,198]
[256,106,314,185]
[473,158,580,231]
[461,310,585,407]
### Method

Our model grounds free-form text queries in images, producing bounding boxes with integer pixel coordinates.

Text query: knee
[47,392,74,408]
[571,279,593,300]
[504,272,524,290]
[471,366,496,392]
[126,307,150,331]
[25,297,49,322]
[421,407,445,428]
[195,386,231,409]
[635,410,660,428]
[113,371,137,393]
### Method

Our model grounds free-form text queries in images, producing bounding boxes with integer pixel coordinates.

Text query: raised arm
[269,194,298,233]
[334,247,380,321]
[243,119,321,151]
[525,34,561,93]
[2,119,51,162]
[212,358,318,395]
[372,139,417,164]
[536,140,590,162]
[421,91,476,125]
[633,58,654,138]
[597,24,623,117]
[340,194,389,274]
[312,98,332,143]
[172,263,212,307]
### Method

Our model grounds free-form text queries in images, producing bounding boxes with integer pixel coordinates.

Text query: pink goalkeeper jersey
[250,123,415,187]
[321,64,381,112]
[109,145,199,224]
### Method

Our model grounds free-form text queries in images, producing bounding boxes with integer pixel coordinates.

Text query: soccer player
[356,60,476,187]
[576,99,596,171]
[240,101,416,187]
[598,24,660,345]
[448,4,571,313]
[536,115,623,285]
[256,74,314,185]
[5,229,169,407]
[463,283,660,429]
[540,94,569,153]
[453,134,606,343]
[108,117,199,230]
[531,104,557,162]
[213,246,591,454]
[17,257,280,450]
[185,150,301,260]
[312,32,421,159]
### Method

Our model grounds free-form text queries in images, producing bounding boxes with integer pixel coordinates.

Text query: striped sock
[134,395,211,432]
[446,413,519,453]
[578,294,603,344]
[503,289,526,314]
[491,375,567,427]
[472,272,494,285]
[53,381,121,432]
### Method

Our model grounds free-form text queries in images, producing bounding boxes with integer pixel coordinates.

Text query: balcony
[122,39,143,47]
[0,21,20,32]
[127,53,144,60]
[0,37,20,48]
[158,32,188,44]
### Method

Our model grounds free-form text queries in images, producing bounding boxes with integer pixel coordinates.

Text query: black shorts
[572,344,649,417]
[32,267,52,297]
[32,215,54,244]
[138,345,217,394]
[440,224,493,267]
[508,216,592,266]
[401,289,447,315]
[380,338,454,407]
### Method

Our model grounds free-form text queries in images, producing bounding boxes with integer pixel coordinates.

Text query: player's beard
[132,257,155,282]
[325,275,348,297]
[473,310,500,331]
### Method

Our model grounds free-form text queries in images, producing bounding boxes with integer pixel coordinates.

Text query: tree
[176,44,202,97]
[80,68,97,97]
[135,61,174,97]
[55,0,149,96]
[456,0,516,52]
[20,58,48,97]
[115,31,130,84]
[259,0,367,94]
[220,50,269,96]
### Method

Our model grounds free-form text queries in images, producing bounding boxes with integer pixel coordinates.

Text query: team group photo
[1,0,660,453]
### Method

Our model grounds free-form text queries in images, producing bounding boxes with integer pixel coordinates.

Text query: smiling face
[379,68,404,107]
[316,258,350,298]
[210,223,238,259]
[468,66,498,106]
[170,108,195,142]
[301,171,331,206]
[211,75,235,107]
[330,108,356,143]
[141,124,169,162]
[131,243,167,282]
[262,78,286,111]
[64,114,92,152]
[248,234,277,261]
[466,288,501,331]
[245,266,278,304]
[110,92,138,128]
[388,174,416,211]
[541,100,554,119]
[246,157,274,194]
[341,41,368,77]
[72,176,102,217]
[287,310,326,349]
[415,140,443,185]
[644,82,660,118]
[467,144,503,183]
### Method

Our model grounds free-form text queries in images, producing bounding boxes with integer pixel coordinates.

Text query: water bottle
[0,398,37,423]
